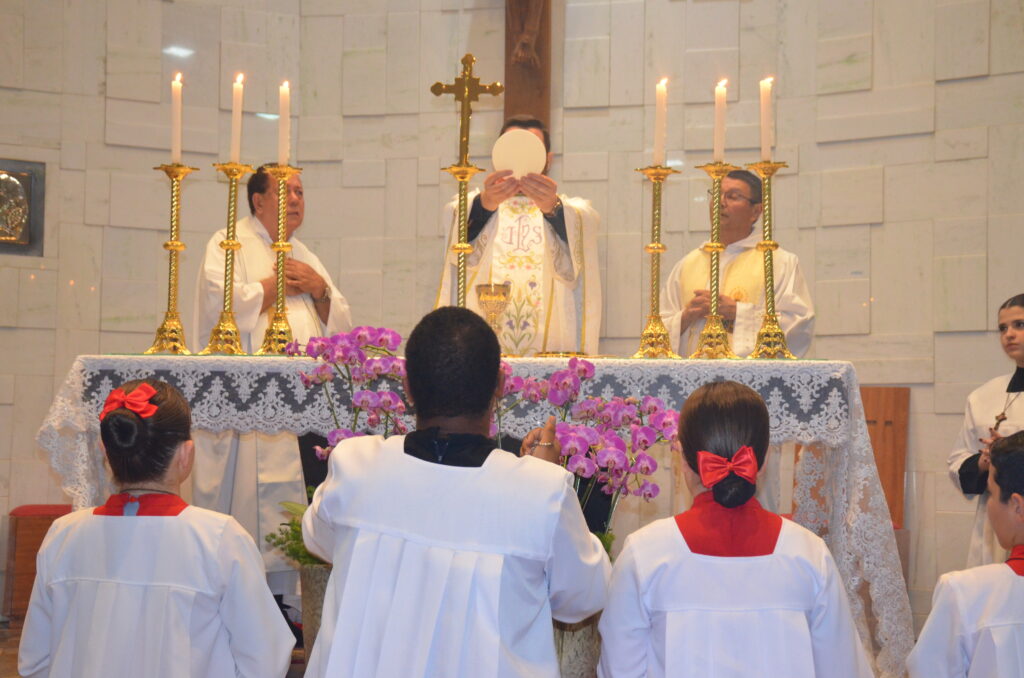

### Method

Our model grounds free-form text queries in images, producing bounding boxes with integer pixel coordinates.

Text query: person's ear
[252,190,266,217]
[177,440,195,481]
[492,371,506,404]
[401,375,414,408]
[1011,492,1024,522]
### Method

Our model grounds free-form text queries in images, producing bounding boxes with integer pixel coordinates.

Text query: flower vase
[554,611,601,677]
[300,563,332,658]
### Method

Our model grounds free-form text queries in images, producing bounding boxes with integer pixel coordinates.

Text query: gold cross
[431,54,504,167]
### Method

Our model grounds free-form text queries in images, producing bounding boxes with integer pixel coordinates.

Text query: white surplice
[906,562,1024,678]
[437,191,602,356]
[301,434,611,678]
[597,518,873,678]
[947,373,1022,567]
[660,229,814,357]
[18,504,294,678]
[192,214,353,577]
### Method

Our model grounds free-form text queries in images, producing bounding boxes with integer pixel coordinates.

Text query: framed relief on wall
[0,159,45,257]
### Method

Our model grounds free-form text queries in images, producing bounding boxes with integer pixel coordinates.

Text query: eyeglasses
[706,189,758,205]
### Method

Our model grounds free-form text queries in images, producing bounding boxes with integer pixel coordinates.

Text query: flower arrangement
[497,357,675,551]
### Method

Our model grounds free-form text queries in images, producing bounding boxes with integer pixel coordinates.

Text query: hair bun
[103,410,145,452]
[712,474,756,508]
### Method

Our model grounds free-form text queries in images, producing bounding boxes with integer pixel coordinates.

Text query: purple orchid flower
[641,395,666,415]
[630,425,658,452]
[567,453,598,478]
[636,479,660,500]
[376,328,401,351]
[313,445,332,461]
[352,390,380,409]
[632,451,658,475]
[567,357,595,380]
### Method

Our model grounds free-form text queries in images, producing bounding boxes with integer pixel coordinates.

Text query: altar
[37,354,913,677]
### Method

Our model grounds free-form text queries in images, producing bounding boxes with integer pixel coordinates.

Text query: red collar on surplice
[94,493,188,516]
[1007,544,1024,576]
[675,491,783,557]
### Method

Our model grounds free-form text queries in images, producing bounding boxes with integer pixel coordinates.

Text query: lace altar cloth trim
[37,354,912,677]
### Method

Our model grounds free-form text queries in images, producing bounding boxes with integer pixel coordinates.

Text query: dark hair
[999,294,1024,312]
[726,169,762,204]
[991,431,1024,503]
[246,164,274,215]
[405,307,501,420]
[100,379,192,485]
[678,380,770,508]
[501,115,551,153]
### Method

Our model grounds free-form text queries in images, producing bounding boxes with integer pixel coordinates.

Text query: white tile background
[1,0,1022,632]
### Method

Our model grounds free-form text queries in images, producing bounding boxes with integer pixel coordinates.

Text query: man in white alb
[437,115,602,355]
[661,169,814,357]
[193,165,352,592]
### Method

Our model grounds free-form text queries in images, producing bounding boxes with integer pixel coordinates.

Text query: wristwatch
[315,285,331,304]
[542,198,562,220]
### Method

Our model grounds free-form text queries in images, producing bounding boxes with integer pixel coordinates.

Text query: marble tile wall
[0,0,1022,633]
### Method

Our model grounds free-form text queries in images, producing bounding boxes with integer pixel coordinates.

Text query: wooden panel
[860,386,910,528]
[3,515,61,622]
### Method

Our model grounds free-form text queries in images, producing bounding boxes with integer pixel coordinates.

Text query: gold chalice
[476,282,512,338]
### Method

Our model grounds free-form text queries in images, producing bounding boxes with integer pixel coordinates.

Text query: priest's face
[712,177,763,244]
[254,174,305,240]
[999,306,1024,366]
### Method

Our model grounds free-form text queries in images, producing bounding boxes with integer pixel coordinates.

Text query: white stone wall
[1,0,1022,631]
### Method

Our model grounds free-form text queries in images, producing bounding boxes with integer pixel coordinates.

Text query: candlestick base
[145,312,191,355]
[256,311,293,356]
[749,313,796,360]
[198,312,246,355]
[632,314,681,359]
[690,314,738,360]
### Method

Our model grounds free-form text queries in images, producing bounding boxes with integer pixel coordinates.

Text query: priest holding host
[660,168,815,358]
[437,115,602,356]
[192,165,352,591]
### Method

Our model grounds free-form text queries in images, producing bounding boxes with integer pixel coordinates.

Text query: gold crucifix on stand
[431,54,504,308]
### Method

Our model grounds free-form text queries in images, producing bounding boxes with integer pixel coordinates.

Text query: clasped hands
[270,259,327,300]
[480,169,559,214]
[978,428,1004,472]
[681,290,738,329]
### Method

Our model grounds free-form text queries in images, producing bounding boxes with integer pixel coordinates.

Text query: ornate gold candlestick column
[146,163,198,355]
[632,165,681,359]
[747,160,795,359]
[256,164,301,355]
[199,162,254,355]
[691,161,739,359]
[431,54,503,307]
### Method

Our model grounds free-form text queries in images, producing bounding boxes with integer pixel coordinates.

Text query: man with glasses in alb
[660,169,815,357]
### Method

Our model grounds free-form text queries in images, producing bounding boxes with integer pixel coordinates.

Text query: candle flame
[282,80,289,89]
[659,77,668,86]
[761,76,774,85]
[236,73,244,84]
[717,79,728,88]
[174,72,182,83]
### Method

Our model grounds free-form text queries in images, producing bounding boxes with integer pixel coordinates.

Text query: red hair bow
[697,446,758,487]
[99,383,158,421]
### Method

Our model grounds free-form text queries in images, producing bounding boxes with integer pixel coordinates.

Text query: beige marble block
[873,0,935,89]
[870,220,933,335]
[933,255,987,332]
[603,232,643,337]
[986,214,1024,326]
[935,331,1010,384]
[988,124,1024,216]
[386,12,420,115]
[814,279,871,335]
[884,159,987,222]
[991,0,1024,74]
[935,1,990,82]
[105,0,161,103]
[609,0,643,107]
[385,158,417,239]
[935,127,988,163]
[16,269,57,330]
[820,166,883,226]
[563,37,611,109]
[816,33,873,95]
[299,16,344,117]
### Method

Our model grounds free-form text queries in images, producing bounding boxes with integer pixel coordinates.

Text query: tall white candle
[653,78,668,166]
[760,76,774,161]
[171,73,183,164]
[713,79,727,163]
[278,81,290,167]
[230,73,244,164]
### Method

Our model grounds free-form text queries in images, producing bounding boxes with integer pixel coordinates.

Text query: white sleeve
[195,232,266,340]
[18,530,56,678]
[301,248,353,334]
[597,535,650,678]
[773,252,815,358]
[547,477,611,623]
[660,257,687,354]
[809,546,875,678]
[302,457,339,563]
[217,519,296,678]
[906,575,970,678]
[948,396,982,490]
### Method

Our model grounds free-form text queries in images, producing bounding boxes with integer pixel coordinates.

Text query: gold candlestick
[747,160,795,359]
[145,163,198,355]
[431,54,503,308]
[199,161,254,355]
[633,165,681,359]
[256,164,301,355]
[691,161,739,359]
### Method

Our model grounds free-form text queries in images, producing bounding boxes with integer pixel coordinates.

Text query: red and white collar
[94,493,188,517]
[675,491,783,557]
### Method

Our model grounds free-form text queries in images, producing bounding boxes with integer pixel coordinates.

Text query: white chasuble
[907,561,1024,678]
[192,214,352,577]
[660,229,814,357]
[947,373,1022,567]
[437,190,602,356]
[19,502,294,678]
[302,435,610,678]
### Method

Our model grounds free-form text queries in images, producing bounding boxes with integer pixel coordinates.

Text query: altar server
[302,307,610,677]
[19,379,293,678]
[598,380,872,678]
[909,431,1024,677]
[437,115,602,356]
[948,293,1024,566]
[661,169,814,357]
[192,165,352,586]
